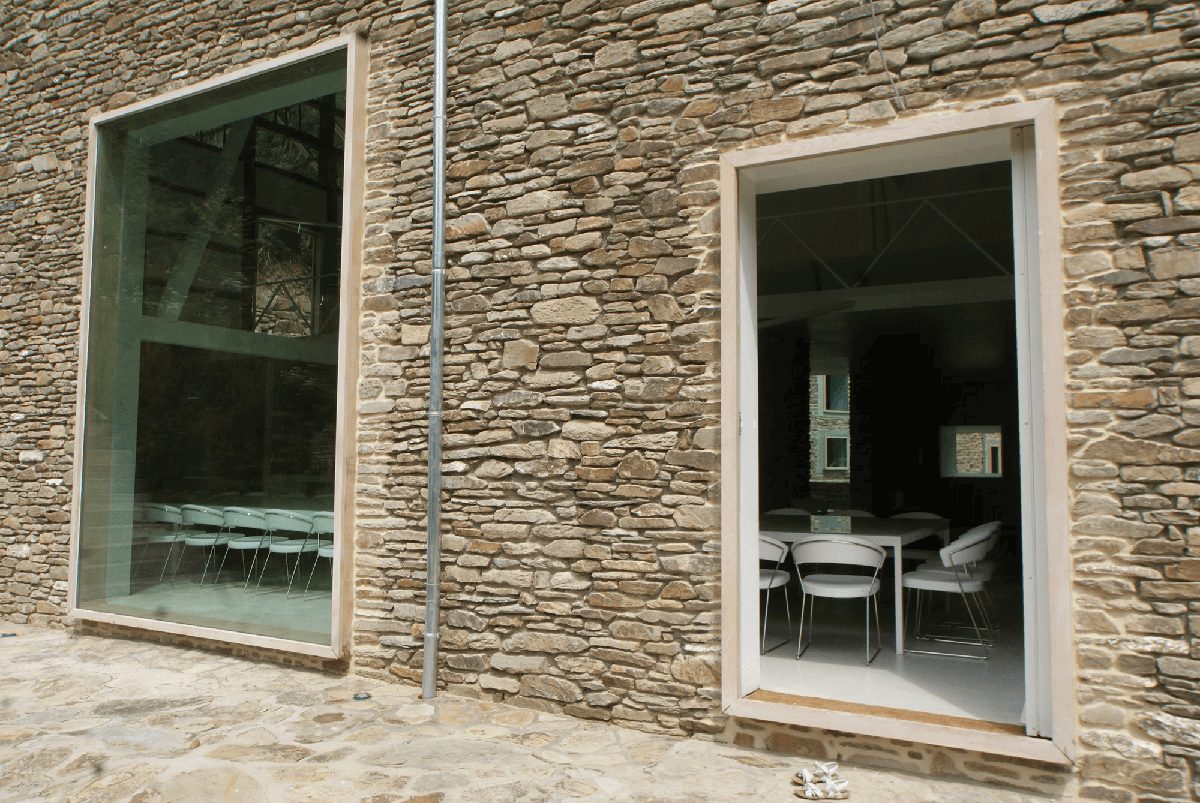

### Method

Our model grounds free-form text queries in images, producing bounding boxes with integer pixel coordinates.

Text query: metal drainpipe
[421,0,448,701]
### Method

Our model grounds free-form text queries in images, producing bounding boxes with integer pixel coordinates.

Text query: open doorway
[753,158,1026,726]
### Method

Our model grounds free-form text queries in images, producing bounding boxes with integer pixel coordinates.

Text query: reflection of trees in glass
[253,222,317,337]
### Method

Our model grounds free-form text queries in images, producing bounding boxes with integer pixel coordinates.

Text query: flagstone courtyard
[0,623,1073,802]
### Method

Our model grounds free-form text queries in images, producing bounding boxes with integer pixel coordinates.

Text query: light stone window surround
[66,34,369,661]
[718,99,1073,765]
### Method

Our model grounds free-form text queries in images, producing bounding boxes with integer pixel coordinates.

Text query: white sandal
[792,762,839,786]
[794,779,848,800]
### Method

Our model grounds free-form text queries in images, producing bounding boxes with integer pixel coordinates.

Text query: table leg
[894,543,905,654]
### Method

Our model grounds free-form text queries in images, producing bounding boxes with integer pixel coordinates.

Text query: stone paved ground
[0,624,1073,803]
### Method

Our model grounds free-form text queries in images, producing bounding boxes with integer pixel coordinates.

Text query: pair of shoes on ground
[792,762,848,799]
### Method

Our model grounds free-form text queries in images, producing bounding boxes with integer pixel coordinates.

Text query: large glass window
[76,51,347,646]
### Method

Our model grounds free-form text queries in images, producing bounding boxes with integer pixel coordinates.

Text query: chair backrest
[892,511,942,520]
[939,521,1001,567]
[310,512,335,535]
[223,506,268,531]
[766,507,810,516]
[265,509,313,534]
[828,508,875,518]
[759,535,788,563]
[791,537,886,570]
[142,503,182,525]
[181,504,225,527]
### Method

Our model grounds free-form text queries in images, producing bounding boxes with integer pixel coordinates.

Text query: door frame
[717,100,1073,763]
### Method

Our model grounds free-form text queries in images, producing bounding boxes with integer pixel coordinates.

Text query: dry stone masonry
[3,0,1200,799]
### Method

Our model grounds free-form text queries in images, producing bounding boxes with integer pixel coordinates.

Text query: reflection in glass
[939,426,1003,478]
[77,54,346,645]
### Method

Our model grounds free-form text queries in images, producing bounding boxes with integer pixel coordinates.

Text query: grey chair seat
[760,569,789,591]
[903,570,985,594]
[801,574,880,599]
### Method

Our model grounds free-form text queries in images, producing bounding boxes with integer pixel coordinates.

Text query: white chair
[766,507,810,516]
[913,521,1000,579]
[174,504,229,583]
[903,525,998,659]
[214,507,275,589]
[791,537,887,665]
[828,508,875,517]
[759,535,793,654]
[891,511,947,563]
[133,503,183,580]
[303,512,336,595]
[256,510,316,594]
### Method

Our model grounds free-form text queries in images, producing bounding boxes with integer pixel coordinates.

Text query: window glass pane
[825,437,849,469]
[77,54,346,645]
[824,374,849,412]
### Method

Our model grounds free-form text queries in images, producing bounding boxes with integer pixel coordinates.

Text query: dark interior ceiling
[756,160,1014,297]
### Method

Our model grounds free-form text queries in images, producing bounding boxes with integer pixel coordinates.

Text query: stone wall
[4,0,1200,800]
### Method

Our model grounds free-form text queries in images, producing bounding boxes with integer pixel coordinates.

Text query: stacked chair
[902,521,1001,659]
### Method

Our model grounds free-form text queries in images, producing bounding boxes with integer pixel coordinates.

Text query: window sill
[68,607,339,660]
[725,692,1071,765]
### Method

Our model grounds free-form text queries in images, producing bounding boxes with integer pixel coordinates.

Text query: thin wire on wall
[865,0,907,112]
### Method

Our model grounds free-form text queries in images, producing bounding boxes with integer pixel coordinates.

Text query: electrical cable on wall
[865,0,907,112]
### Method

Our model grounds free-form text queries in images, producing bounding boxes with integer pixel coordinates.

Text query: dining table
[760,513,950,654]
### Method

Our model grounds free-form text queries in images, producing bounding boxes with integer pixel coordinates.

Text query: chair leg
[797,594,815,659]
[286,552,303,595]
[962,593,990,657]
[303,554,323,595]
[158,537,179,582]
[244,548,262,591]
[214,543,234,584]
[760,586,771,654]
[133,538,153,577]
[255,550,273,591]
[200,540,220,585]
[286,536,311,597]
[864,595,881,666]
[874,595,882,659]
[783,586,792,640]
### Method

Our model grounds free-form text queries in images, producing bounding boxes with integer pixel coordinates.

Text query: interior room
[76,63,346,645]
[753,160,1027,728]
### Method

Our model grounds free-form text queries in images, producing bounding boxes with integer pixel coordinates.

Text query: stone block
[1177,132,1200,162]
[1149,250,1200,280]
[504,632,589,653]
[594,41,638,69]
[1064,12,1146,42]
[502,339,539,370]
[1096,31,1182,62]
[530,296,601,325]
